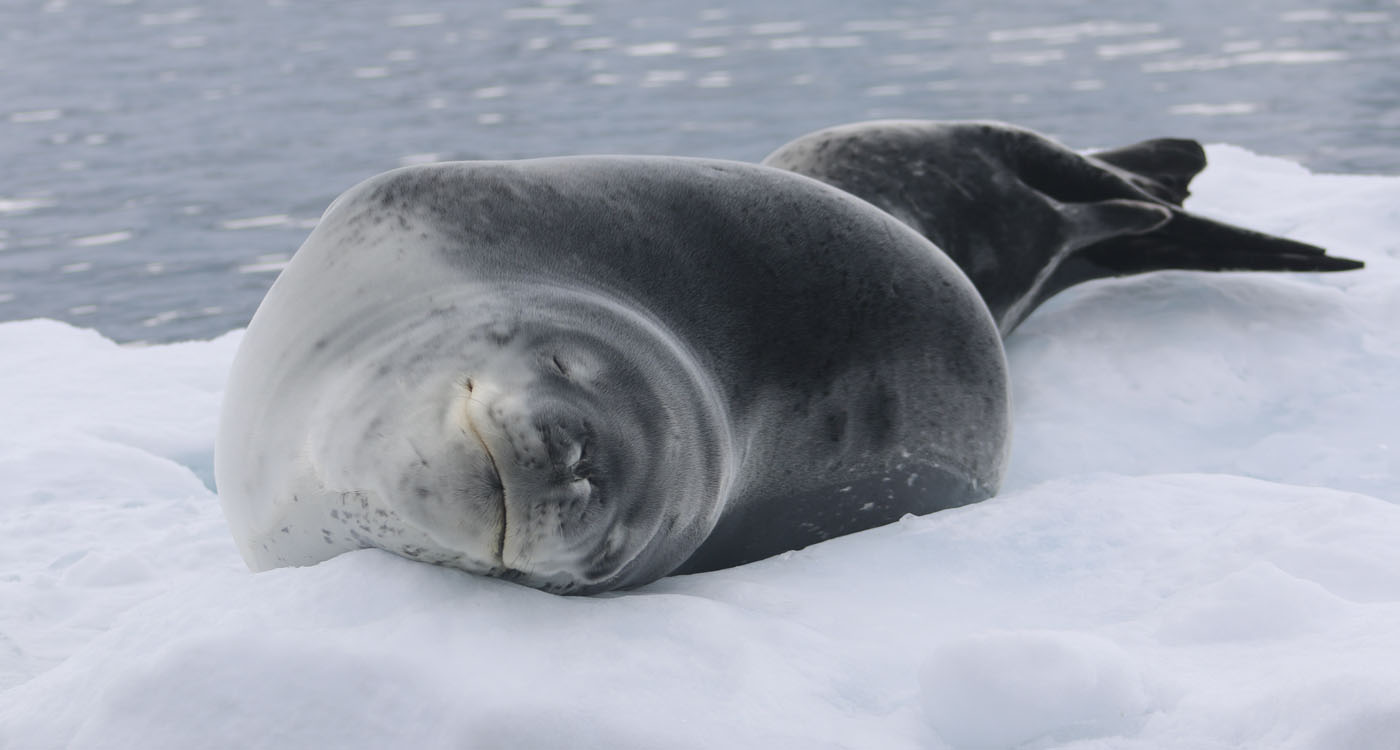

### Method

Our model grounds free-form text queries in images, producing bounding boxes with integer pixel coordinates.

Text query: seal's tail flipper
[1078,211,1365,275]
[1071,136,1362,272]
[1087,138,1206,205]
[1030,211,1364,328]
[1025,132,1364,299]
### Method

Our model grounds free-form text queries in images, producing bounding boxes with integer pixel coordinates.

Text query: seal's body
[216,157,1009,593]
[217,125,1362,594]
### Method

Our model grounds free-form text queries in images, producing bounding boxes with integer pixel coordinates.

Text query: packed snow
[1,146,1397,749]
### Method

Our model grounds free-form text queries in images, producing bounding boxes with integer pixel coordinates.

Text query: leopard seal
[217,135,1361,594]
[215,156,1010,594]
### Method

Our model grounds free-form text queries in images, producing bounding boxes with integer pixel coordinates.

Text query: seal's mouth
[453,374,626,591]
[462,380,507,564]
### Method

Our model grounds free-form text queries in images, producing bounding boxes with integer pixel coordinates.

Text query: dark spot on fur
[825,410,847,442]
[863,383,899,443]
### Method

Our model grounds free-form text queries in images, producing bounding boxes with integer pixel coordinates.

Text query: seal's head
[300,290,734,594]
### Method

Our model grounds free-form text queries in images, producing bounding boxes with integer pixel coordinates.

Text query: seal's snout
[461,378,619,584]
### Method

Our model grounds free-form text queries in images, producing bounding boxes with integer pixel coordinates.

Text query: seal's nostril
[464,377,474,393]
[572,457,593,479]
[551,354,569,377]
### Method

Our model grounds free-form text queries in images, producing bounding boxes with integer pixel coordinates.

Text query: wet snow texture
[2,147,1398,748]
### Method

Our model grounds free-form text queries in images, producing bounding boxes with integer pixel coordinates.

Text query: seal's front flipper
[1060,199,1173,250]
[1087,138,1206,205]
[992,200,1174,333]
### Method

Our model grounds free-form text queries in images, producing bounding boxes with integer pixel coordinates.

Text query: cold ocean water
[2,0,1398,343]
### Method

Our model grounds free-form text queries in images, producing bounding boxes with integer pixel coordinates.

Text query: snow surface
[2,146,1398,749]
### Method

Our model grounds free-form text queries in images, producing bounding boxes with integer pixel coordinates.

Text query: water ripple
[1,0,1394,342]
[72,232,132,247]
[989,21,1160,44]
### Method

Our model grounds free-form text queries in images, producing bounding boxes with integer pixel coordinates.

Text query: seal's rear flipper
[760,119,1366,336]
[1073,139,1364,271]
[1080,211,1365,274]
[1031,135,1364,315]
[1039,209,1366,307]
[1087,138,1207,205]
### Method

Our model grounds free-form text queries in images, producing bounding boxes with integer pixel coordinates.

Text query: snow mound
[920,630,1155,748]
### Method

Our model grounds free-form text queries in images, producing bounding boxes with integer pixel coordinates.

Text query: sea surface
[3,0,1398,343]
